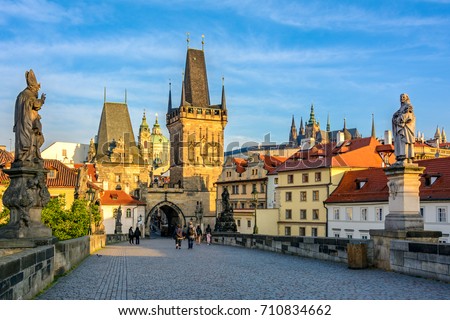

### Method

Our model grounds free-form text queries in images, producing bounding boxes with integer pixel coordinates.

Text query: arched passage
[146,201,185,237]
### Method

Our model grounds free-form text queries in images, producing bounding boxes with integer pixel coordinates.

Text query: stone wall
[390,240,450,282]
[54,234,105,276]
[213,233,374,266]
[0,234,106,300]
[0,246,54,299]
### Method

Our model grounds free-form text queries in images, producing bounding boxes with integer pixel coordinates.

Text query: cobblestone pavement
[38,238,450,300]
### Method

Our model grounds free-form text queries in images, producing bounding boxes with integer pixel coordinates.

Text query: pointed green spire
[308,103,316,125]
[326,113,330,132]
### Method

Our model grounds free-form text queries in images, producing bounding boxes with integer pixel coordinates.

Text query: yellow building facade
[275,137,394,237]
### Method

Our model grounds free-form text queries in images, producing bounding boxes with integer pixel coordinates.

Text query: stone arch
[146,201,186,237]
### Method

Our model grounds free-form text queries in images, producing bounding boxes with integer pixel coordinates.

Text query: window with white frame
[126,208,131,218]
[302,173,309,183]
[334,208,340,220]
[311,227,318,237]
[361,208,368,221]
[437,207,447,222]
[300,191,307,201]
[361,235,368,240]
[315,172,321,182]
[346,207,353,221]
[376,207,383,221]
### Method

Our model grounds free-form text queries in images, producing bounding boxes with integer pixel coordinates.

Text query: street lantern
[252,185,258,234]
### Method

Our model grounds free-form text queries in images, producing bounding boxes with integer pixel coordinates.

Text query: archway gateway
[146,201,186,237]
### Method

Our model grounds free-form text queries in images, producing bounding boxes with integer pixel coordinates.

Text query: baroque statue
[392,93,416,165]
[0,70,51,240]
[13,69,46,166]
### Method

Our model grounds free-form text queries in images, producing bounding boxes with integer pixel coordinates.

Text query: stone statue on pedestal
[214,186,237,232]
[13,69,46,166]
[392,93,416,165]
[0,70,52,243]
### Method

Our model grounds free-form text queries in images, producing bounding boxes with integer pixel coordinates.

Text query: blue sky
[1,0,450,152]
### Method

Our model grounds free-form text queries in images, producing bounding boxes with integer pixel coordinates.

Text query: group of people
[128,226,142,245]
[173,223,212,249]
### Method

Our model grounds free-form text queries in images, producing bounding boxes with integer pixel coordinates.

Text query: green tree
[41,196,90,240]
[0,206,10,227]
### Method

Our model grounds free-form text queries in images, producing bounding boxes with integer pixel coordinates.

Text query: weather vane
[186,32,190,48]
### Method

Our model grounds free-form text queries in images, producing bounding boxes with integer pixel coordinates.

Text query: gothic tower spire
[308,104,316,125]
[289,115,298,145]
[167,81,173,114]
[221,76,227,111]
[299,116,305,136]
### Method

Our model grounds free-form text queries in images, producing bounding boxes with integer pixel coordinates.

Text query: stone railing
[212,233,374,266]
[0,234,106,300]
[390,240,450,282]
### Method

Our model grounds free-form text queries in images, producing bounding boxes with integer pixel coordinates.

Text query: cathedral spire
[326,113,330,132]
[299,117,305,136]
[289,115,298,145]
[308,104,316,125]
[371,113,376,138]
[442,127,447,143]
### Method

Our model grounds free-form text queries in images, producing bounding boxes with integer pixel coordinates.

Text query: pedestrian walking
[196,225,202,244]
[187,222,196,249]
[175,224,184,249]
[206,224,212,245]
[128,227,134,244]
[134,227,141,245]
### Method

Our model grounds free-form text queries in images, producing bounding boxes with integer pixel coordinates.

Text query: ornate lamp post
[252,185,258,234]
[86,186,95,235]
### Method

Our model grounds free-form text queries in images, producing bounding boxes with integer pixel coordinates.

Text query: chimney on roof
[336,131,345,146]
[384,130,392,145]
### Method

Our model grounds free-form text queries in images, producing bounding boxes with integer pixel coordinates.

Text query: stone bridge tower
[165,45,228,225]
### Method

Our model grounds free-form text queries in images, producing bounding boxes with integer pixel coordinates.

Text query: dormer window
[355,178,368,190]
[48,169,58,179]
[423,173,441,187]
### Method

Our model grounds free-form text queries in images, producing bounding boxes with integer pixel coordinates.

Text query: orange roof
[74,163,98,182]
[276,137,390,173]
[325,156,450,204]
[232,157,248,174]
[0,149,13,167]
[100,190,146,206]
[259,154,287,173]
[0,159,99,190]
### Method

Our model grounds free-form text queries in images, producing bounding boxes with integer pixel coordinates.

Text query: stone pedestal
[370,163,442,270]
[0,166,53,247]
[214,211,237,232]
[384,164,425,231]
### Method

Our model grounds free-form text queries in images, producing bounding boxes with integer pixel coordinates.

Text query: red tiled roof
[233,158,248,174]
[276,137,390,173]
[0,159,99,190]
[100,190,146,206]
[325,156,450,204]
[0,149,13,167]
[259,154,287,173]
[74,163,98,182]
